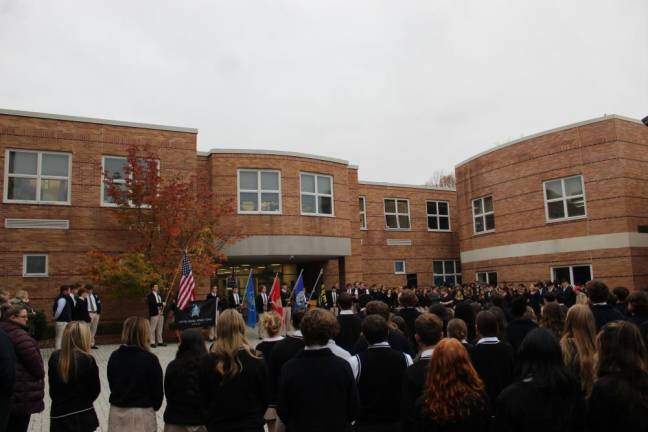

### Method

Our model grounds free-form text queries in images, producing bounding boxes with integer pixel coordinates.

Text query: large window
[359,196,367,230]
[433,260,462,286]
[23,254,48,277]
[4,150,71,204]
[427,200,450,231]
[544,175,586,222]
[384,198,410,229]
[394,260,406,274]
[300,173,333,216]
[238,170,281,214]
[473,195,495,234]
[476,271,498,286]
[551,265,592,286]
[101,156,158,206]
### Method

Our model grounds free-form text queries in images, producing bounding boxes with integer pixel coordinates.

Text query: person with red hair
[415,338,490,431]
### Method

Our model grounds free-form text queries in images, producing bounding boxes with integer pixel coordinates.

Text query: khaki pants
[149,315,164,345]
[282,307,292,335]
[108,406,156,432]
[89,313,100,346]
[54,321,67,350]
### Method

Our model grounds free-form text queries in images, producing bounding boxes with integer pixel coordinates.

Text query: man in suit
[147,284,166,347]
[256,285,269,338]
[86,284,101,349]
[506,295,537,353]
[587,280,626,331]
[397,290,421,350]
[280,283,292,334]
[75,287,91,324]
[325,286,339,315]
[227,288,242,311]
[206,286,221,342]
[334,293,361,353]
[353,301,413,355]
[69,283,82,321]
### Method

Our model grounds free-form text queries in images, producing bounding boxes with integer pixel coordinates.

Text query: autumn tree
[426,170,456,189]
[85,144,239,298]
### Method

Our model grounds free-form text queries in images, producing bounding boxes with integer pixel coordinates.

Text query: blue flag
[292,270,306,312]
[244,270,257,328]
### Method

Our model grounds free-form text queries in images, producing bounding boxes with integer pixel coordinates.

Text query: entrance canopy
[223,235,351,264]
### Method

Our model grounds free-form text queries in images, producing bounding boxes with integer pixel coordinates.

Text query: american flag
[177,253,196,310]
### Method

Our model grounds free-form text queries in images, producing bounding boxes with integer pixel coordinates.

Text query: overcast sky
[1,0,646,184]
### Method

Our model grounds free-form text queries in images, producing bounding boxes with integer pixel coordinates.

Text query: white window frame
[101,156,159,207]
[299,172,335,217]
[4,149,72,205]
[426,200,451,232]
[394,260,406,274]
[543,175,587,223]
[472,195,495,235]
[550,264,593,286]
[359,196,367,230]
[384,198,411,230]
[237,169,282,214]
[476,271,498,285]
[433,260,461,285]
[23,254,48,277]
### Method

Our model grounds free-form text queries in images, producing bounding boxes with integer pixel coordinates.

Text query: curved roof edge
[201,148,351,166]
[0,108,198,134]
[359,180,456,192]
[455,114,643,169]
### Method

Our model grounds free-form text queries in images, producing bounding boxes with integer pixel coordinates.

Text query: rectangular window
[23,254,48,277]
[394,260,406,274]
[238,169,282,214]
[473,195,495,234]
[384,198,410,230]
[101,156,159,207]
[427,200,451,231]
[433,260,462,286]
[300,173,334,216]
[476,271,498,286]
[4,150,71,204]
[551,265,592,286]
[544,175,587,222]
[359,196,367,230]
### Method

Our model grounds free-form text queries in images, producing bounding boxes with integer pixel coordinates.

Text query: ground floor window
[476,271,497,286]
[433,260,462,286]
[23,254,48,277]
[394,260,406,274]
[551,265,592,286]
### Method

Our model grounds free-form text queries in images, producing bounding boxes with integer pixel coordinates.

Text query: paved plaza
[29,329,262,432]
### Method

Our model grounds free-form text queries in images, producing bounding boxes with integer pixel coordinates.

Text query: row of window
[472,175,587,234]
[474,265,592,286]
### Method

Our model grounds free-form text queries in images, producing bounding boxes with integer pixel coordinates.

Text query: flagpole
[162,253,186,314]
[308,268,324,302]
[288,269,305,301]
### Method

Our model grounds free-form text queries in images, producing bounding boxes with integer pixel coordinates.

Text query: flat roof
[0,108,198,134]
[358,180,456,192]
[455,114,643,168]
[200,148,350,166]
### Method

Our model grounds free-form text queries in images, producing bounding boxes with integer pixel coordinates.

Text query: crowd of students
[0,279,648,432]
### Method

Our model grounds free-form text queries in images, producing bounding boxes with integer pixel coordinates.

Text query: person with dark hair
[348,315,411,431]
[539,302,565,340]
[454,301,477,342]
[586,280,625,331]
[164,329,208,431]
[147,284,166,347]
[334,293,361,353]
[447,318,472,350]
[505,296,537,354]
[427,303,450,335]
[0,327,15,432]
[487,306,508,342]
[612,286,630,317]
[397,290,421,348]
[627,290,648,328]
[415,338,490,432]
[401,313,443,432]
[587,321,648,431]
[495,328,585,432]
[85,284,101,349]
[469,311,514,405]
[0,305,44,432]
[53,285,73,350]
[278,308,359,431]
[353,301,413,355]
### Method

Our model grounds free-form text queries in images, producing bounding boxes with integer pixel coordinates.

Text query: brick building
[1,109,647,323]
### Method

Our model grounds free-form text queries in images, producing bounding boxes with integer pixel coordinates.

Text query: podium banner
[174,299,217,330]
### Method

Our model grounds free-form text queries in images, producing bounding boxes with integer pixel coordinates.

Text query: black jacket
[227,292,242,309]
[52,295,73,323]
[268,335,304,406]
[335,313,361,353]
[353,329,413,356]
[147,292,164,317]
[74,298,91,323]
[256,293,269,314]
[401,358,430,432]
[199,350,268,432]
[469,341,515,404]
[48,351,100,432]
[590,304,625,331]
[0,328,15,399]
[505,319,537,354]
[587,372,648,432]
[278,348,359,432]
[398,308,421,348]
[164,354,205,426]
[107,345,163,410]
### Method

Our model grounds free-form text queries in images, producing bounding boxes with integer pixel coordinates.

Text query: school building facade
[1,108,647,322]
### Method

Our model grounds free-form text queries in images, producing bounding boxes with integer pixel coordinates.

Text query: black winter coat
[164,355,205,426]
[0,321,44,415]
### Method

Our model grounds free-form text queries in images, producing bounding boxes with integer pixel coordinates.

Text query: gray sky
[1,0,647,184]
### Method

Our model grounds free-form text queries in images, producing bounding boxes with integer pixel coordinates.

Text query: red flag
[269,274,283,317]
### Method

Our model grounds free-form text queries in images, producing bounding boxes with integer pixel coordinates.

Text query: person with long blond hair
[415,338,489,431]
[48,321,100,432]
[107,316,163,432]
[199,309,267,432]
[560,304,597,395]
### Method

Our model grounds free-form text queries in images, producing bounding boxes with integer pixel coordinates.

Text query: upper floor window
[300,173,333,216]
[384,198,410,230]
[359,196,367,230]
[4,149,71,205]
[427,200,450,231]
[101,156,158,207]
[473,195,495,234]
[238,170,281,214]
[544,175,586,222]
